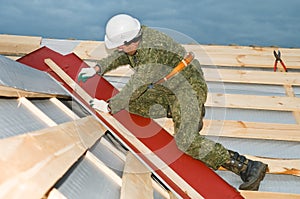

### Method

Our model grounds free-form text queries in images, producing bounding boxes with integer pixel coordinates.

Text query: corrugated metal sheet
[31,99,76,124]
[207,136,300,159]
[0,55,68,96]
[89,138,125,178]
[0,98,48,139]
[56,157,121,199]
[205,107,295,124]
[207,82,286,96]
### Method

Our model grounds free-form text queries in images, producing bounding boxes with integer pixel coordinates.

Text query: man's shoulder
[141,26,185,54]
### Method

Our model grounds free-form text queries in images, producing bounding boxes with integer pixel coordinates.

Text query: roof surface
[0,34,300,199]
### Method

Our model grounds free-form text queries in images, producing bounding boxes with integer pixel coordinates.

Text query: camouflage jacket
[97,26,208,114]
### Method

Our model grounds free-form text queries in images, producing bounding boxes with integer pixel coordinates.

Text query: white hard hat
[104,14,141,49]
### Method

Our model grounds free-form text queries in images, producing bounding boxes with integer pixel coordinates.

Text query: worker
[78,14,268,191]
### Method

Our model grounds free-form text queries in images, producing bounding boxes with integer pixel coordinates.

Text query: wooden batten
[0,116,106,199]
[121,152,153,199]
[206,93,300,112]
[0,34,41,56]
[184,44,300,69]
[0,85,69,98]
[203,68,300,86]
[70,40,300,69]
[18,97,58,127]
[156,118,300,142]
[240,190,300,199]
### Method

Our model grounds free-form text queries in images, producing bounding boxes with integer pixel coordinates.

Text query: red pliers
[273,50,288,72]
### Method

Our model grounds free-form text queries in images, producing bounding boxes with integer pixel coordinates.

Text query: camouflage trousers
[128,87,230,170]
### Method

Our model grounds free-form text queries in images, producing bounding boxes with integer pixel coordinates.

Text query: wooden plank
[244,155,300,176]
[240,190,300,199]
[99,138,170,199]
[184,44,300,69]
[49,97,80,120]
[0,85,68,98]
[121,152,154,199]
[0,116,106,199]
[0,34,41,56]
[203,120,300,142]
[47,188,67,199]
[45,58,206,199]
[203,68,300,86]
[70,41,300,69]
[73,40,108,60]
[156,118,300,142]
[18,97,57,127]
[206,93,300,112]
[284,85,300,124]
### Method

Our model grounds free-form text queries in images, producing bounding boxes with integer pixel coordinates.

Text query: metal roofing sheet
[207,136,300,159]
[0,55,68,96]
[0,98,48,139]
[31,99,75,124]
[205,107,296,124]
[89,138,125,178]
[56,157,121,199]
[207,82,286,96]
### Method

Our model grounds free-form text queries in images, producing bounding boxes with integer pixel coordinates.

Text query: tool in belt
[148,51,195,88]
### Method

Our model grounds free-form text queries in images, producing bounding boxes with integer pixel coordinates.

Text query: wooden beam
[202,120,300,142]
[203,68,300,86]
[45,58,205,199]
[47,188,67,199]
[18,97,57,127]
[156,118,300,142]
[100,138,170,198]
[0,34,41,56]
[70,41,300,69]
[184,44,300,69]
[73,40,108,61]
[0,85,68,98]
[284,85,300,124]
[240,190,300,199]
[0,116,106,199]
[121,152,153,199]
[49,97,80,120]
[244,155,300,176]
[206,93,300,112]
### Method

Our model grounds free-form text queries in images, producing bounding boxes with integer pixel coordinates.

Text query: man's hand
[89,98,110,113]
[78,67,96,82]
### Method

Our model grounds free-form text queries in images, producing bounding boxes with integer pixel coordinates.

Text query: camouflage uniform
[97,26,230,170]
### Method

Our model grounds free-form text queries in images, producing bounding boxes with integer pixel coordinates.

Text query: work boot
[222,150,268,191]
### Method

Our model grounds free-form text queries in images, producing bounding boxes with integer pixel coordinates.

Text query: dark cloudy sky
[0,0,299,48]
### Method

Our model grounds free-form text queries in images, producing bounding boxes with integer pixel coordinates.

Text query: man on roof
[78,14,268,191]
